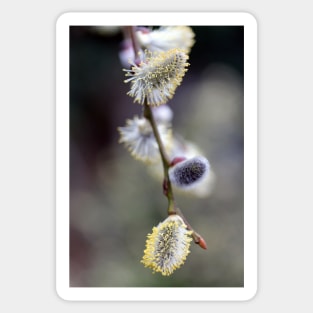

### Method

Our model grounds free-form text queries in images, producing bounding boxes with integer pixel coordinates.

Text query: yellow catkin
[123,48,189,106]
[141,215,192,276]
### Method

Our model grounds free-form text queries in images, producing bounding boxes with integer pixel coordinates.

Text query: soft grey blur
[70,26,244,287]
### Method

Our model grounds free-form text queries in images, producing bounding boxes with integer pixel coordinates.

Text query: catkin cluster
[117,26,214,276]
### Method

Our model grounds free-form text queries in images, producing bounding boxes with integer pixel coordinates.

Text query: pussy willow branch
[143,104,175,212]
[124,26,204,246]
[125,26,141,59]
[144,103,204,246]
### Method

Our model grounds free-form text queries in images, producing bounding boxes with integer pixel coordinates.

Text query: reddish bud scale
[170,156,187,166]
[197,237,207,250]
[163,178,169,196]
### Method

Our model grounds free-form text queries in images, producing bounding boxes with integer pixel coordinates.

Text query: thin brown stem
[125,26,206,248]
[143,104,176,214]
[123,26,141,58]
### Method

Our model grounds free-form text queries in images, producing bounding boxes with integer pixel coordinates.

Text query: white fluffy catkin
[169,156,210,190]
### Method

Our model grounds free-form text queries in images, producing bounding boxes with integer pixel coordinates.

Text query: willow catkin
[123,48,189,106]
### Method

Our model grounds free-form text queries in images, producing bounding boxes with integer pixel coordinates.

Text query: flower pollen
[123,48,189,106]
[141,215,193,276]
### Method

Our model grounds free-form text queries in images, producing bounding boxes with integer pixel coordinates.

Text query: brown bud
[170,156,187,166]
[197,237,207,250]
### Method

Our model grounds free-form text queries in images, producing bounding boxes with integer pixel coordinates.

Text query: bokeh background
[70,26,244,287]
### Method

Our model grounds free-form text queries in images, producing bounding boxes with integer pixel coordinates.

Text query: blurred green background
[70,26,244,287]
